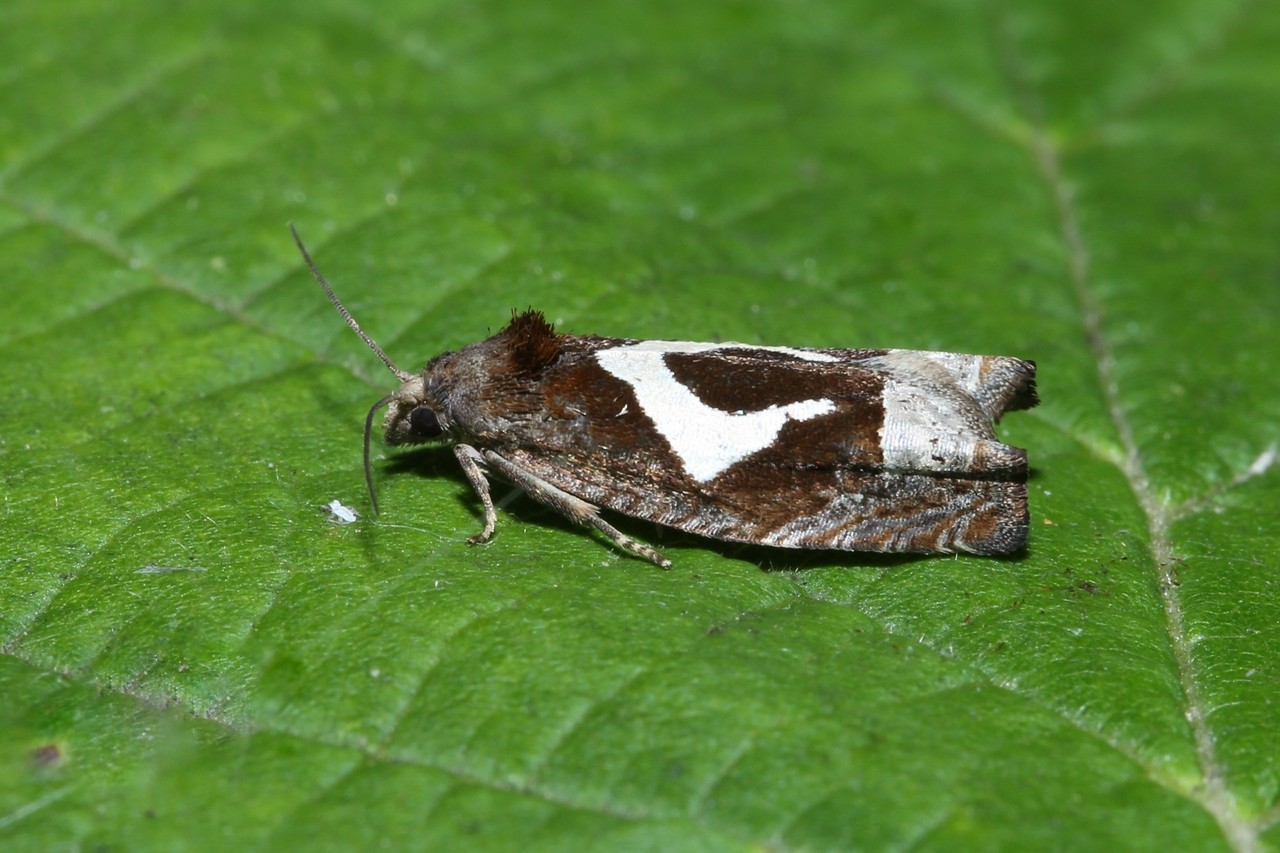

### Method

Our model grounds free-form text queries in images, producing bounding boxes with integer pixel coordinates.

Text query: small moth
[292,226,1037,568]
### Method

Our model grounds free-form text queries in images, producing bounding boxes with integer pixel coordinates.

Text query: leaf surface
[2,0,1278,849]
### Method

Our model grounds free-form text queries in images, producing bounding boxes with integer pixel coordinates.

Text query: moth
[292,226,1037,567]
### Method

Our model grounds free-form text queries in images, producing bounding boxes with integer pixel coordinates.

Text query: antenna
[292,224,419,514]
[289,223,414,383]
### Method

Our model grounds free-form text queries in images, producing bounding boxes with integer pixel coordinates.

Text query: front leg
[480,449,670,568]
[453,444,497,544]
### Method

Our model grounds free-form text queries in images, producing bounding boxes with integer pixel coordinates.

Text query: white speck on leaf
[325,500,359,525]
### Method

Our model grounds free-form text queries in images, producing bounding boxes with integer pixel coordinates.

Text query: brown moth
[292,226,1037,567]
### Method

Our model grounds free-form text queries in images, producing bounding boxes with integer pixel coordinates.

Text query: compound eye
[408,407,442,439]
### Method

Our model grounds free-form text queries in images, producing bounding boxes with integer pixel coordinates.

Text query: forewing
[483,342,1031,555]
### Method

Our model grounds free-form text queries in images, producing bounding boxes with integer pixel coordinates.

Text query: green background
[2,0,1278,849]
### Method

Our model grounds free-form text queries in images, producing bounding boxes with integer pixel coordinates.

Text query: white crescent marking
[596,341,837,482]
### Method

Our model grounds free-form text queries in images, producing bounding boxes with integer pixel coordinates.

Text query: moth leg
[453,444,498,545]
[481,450,671,568]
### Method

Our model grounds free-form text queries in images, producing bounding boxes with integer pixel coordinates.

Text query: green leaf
[2,0,1277,849]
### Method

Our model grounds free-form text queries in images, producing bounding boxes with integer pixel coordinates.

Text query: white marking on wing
[876,352,985,472]
[596,341,837,482]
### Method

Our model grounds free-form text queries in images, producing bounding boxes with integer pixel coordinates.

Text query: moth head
[291,224,445,515]
[379,372,449,447]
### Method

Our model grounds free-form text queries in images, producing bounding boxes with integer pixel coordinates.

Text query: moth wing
[882,350,1038,420]
[499,444,1029,556]
[486,344,1030,554]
